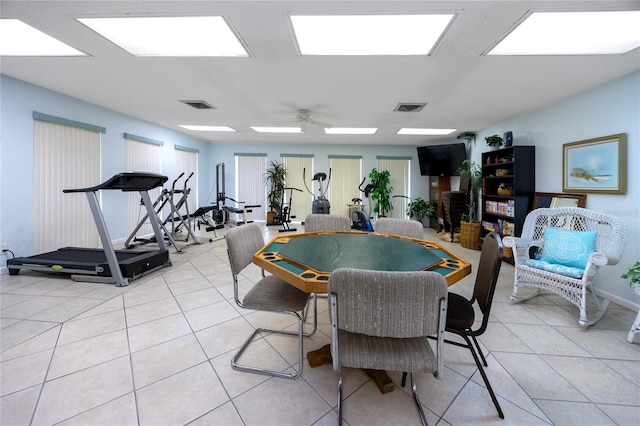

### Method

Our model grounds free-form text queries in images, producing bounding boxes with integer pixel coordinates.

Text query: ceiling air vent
[180,100,216,110]
[394,103,427,112]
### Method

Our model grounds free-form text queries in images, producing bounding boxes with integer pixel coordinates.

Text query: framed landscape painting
[562,133,626,194]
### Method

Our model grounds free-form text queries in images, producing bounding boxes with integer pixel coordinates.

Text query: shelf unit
[481,146,535,261]
[428,176,450,230]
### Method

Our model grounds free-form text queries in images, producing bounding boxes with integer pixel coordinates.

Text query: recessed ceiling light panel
[325,128,378,135]
[488,11,640,55]
[179,125,235,132]
[0,19,85,56]
[78,16,249,57]
[398,128,457,136]
[290,14,454,55]
[251,127,302,133]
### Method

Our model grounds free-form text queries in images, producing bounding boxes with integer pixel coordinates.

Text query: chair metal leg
[461,334,504,419]
[471,335,488,367]
[232,297,317,379]
[337,368,343,425]
[411,373,428,426]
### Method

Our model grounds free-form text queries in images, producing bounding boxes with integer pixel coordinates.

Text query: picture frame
[562,133,626,194]
[532,192,586,209]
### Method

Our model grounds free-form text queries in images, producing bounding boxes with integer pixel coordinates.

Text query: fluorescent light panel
[325,128,378,135]
[78,16,248,57]
[0,19,85,56]
[489,11,640,55]
[251,127,302,133]
[179,125,236,132]
[398,128,457,136]
[291,14,454,55]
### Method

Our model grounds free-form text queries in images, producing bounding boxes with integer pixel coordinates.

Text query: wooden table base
[307,344,395,394]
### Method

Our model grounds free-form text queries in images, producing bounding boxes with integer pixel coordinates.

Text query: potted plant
[406,197,436,226]
[264,161,287,224]
[485,134,503,148]
[457,159,483,249]
[368,168,393,217]
[623,262,640,343]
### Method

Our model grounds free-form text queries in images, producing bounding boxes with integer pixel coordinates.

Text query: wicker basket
[460,221,482,250]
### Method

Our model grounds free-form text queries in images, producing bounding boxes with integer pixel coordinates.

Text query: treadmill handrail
[63,172,168,193]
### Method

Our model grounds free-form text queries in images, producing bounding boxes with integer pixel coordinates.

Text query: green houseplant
[368,168,393,217]
[264,161,287,223]
[406,197,436,224]
[485,134,503,148]
[622,262,640,288]
[457,159,483,249]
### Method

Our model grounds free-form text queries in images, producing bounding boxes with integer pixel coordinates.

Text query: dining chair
[329,268,448,425]
[225,223,317,379]
[304,213,351,232]
[402,232,505,418]
[374,217,424,239]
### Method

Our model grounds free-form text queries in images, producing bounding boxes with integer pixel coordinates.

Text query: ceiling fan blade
[310,119,332,129]
[301,121,308,133]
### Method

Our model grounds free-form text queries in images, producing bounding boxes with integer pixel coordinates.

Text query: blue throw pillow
[540,227,597,269]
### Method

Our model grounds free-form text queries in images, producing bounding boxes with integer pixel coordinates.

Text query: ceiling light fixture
[179,125,235,132]
[325,128,378,135]
[78,16,249,57]
[251,127,302,133]
[488,11,640,55]
[398,128,457,136]
[290,14,454,55]
[0,19,85,56]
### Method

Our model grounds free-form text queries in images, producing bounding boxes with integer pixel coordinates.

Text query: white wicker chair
[503,207,627,326]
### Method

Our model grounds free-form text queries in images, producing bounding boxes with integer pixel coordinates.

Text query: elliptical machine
[303,168,331,214]
[351,177,375,231]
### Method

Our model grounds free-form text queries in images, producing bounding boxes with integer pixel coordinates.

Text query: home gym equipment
[7,172,171,287]
[303,168,331,214]
[124,172,199,252]
[351,177,375,231]
[214,162,260,226]
[278,187,302,232]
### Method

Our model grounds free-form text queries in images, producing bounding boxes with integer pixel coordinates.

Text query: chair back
[304,214,351,232]
[225,223,265,275]
[329,268,447,338]
[374,217,424,239]
[473,232,503,328]
[522,207,627,265]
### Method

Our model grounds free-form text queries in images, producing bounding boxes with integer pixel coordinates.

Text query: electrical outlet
[0,243,8,252]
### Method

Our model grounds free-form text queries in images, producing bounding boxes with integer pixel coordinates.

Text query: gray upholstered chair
[225,223,317,379]
[503,207,627,326]
[304,213,351,232]
[374,217,424,239]
[329,268,448,425]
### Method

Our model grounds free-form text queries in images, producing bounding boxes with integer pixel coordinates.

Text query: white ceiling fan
[291,109,332,133]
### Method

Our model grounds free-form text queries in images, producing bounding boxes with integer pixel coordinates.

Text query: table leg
[307,344,395,393]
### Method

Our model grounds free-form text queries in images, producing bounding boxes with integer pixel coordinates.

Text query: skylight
[77,16,248,57]
[397,128,457,136]
[488,11,640,55]
[325,128,378,135]
[251,127,302,134]
[0,19,85,56]
[290,14,454,55]
[179,125,236,132]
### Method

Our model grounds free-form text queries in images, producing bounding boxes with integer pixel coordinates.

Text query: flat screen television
[417,143,467,176]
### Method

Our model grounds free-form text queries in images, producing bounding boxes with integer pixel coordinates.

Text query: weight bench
[223,199,260,225]
[188,206,225,240]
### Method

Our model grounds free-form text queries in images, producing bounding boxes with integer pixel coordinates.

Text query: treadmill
[8,172,172,287]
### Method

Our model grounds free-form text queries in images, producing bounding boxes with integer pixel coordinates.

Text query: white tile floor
[1,224,639,425]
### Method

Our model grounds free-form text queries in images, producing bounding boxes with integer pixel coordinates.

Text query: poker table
[253,231,471,294]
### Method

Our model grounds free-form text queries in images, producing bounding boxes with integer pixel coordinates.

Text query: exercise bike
[351,177,375,231]
[303,168,331,214]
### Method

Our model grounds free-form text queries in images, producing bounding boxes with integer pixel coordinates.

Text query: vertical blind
[33,119,101,252]
[377,157,411,219]
[281,155,314,221]
[328,156,362,217]
[235,154,267,221]
[174,146,199,219]
[124,135,162,237]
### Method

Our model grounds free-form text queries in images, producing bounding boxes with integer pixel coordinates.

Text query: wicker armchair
[503,207,627,326]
